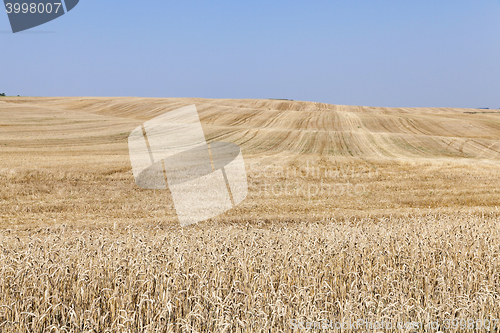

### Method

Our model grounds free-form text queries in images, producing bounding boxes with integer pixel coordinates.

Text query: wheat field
[1,97,500,332]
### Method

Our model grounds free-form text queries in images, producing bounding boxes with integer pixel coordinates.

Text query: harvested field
[1,97,500,332]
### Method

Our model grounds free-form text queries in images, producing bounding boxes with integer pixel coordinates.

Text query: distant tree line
[0,93,5,97]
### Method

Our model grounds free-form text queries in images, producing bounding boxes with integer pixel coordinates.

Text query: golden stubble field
[1,97,500,332]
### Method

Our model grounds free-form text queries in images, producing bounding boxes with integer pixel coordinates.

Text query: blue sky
[1,0,499,108]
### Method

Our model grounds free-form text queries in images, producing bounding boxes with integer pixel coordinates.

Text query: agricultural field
[1,97,500,332]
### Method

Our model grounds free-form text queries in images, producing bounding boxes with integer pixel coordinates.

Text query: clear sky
[1,0,499,108]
